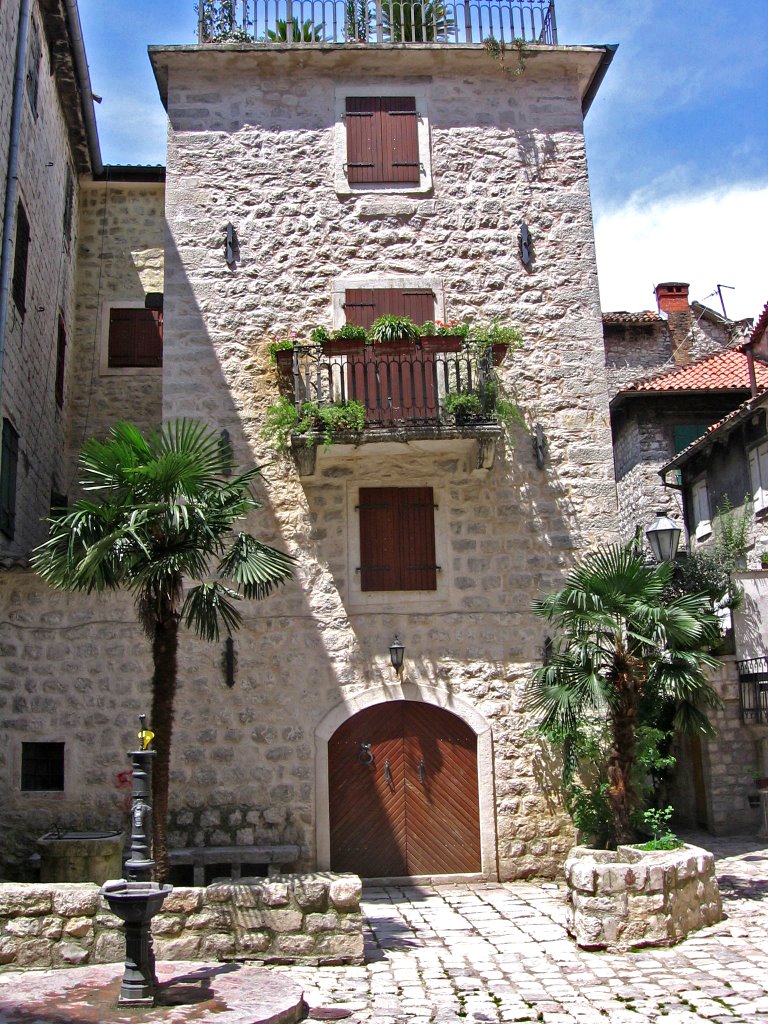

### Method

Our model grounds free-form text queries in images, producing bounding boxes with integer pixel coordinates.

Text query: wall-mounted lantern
[645,511,682,563]
[389,635,405,674]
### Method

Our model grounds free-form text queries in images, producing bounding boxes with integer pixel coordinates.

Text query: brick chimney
[655,281,693,365]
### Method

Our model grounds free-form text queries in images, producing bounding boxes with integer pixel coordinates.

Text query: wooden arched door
[328,701,481,877]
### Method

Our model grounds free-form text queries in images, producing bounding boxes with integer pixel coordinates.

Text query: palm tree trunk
[150,606,179,884]
[607,667,639,847]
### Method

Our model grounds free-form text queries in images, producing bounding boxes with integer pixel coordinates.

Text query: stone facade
[564,843,722,951]
[0,873,363,970]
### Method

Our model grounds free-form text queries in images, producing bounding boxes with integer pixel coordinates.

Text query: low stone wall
[0,873,363,971]
[565,844,722,951]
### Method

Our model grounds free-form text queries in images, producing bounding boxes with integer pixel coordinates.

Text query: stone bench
[168,844,301,885]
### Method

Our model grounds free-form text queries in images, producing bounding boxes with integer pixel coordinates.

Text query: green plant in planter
[419,319,470,338]
[267,338,297,364]
[315,400,365,447]
[466,320,524,351]
[262,397,365,452]
[310,326,331,344]
[634,806,682,851]
[443,391,483,423]
[332,323,368,342]
[369,315,420,345]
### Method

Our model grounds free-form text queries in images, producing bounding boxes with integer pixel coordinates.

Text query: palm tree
[527,544,721,847]
[380,0,455,42]
[33,420,294,881]
[266,18,324,41]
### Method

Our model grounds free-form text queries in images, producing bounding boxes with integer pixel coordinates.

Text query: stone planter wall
[565,844,722,951]
[0,873,363,972]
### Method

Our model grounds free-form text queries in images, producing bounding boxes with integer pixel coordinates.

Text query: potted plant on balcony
[320,323,368,356]
[369,315,421,350]
[418,319,467,353]
[467,321,524,365]
[443,390,484,426]
[263,396,365,452]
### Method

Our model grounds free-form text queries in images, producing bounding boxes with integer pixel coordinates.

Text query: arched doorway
[328,700,481,876]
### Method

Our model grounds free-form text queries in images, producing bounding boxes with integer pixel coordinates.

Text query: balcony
[737,657,768,727]
[275,340,506,475]
[197,0,558,46]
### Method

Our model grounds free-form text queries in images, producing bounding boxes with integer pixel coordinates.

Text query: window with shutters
[101,302,163,374]
[344,286,435,329]
[62,166,75,248]
[690,478,711,540]
[334,85,432,194]
[0,419,19,539]
[12,201,30,316]
[358,486,437,591]
[26,19,42,115]
[55,316,66,408]
[748,441,768,515]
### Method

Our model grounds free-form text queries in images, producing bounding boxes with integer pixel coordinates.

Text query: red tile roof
[751,301,768,343]
[603,311,663,325]
[619,344,768,394]
[662,391,768,472]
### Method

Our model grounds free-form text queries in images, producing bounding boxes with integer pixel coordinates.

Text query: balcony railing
[281,341,501,430]
[198,0,557,46]
[737,657,768,726]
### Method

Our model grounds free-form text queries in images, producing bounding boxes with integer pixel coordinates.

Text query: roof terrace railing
[197,0,557,46]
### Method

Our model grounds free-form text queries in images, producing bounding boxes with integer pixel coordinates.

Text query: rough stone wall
[0,874,363,970]
[65,181,165,486]
[612,407,681,543]
[565,844,722,951]
[0,0,80,559]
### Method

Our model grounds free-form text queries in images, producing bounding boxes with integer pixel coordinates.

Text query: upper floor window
[749,440,768,514]
[62,166,75,248]
[102,304,163,374]
[21,742,64,792]
[690,478,711,540]
[0,419,19,539]
[344,286,435,329]
[26,18,42,115]
[345,97,419,184]
[359,486,437,591]
[12,201,30,316]
[55,316,67,408]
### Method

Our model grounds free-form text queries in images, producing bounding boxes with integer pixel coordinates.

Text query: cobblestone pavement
[284,834,768,1024]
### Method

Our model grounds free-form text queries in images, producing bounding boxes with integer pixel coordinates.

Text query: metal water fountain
[100,715,172,1006]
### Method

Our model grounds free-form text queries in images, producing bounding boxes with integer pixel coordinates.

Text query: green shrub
[369,315,420,345]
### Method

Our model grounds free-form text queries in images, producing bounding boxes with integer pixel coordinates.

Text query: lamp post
[645,511,682,563]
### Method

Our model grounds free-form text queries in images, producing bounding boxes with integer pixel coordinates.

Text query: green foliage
[266,18,324,41]
[315,400,365,447]
[420,319,470,338]
[566,783,613,848]
[634,806,683,850]
[196,0,251,40]
[381,0,455,40]
[333,323,368,342]
[483,35,527,77]
[443,391,483,422]
[309,326,331,344]
[466,320,524,351]
[345,0,370,40]
[369,315,421,345]
[262,397,365,451]
[528,543,721,847]
[267,338,295,363]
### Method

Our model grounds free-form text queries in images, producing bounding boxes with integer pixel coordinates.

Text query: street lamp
[645,511,682,563]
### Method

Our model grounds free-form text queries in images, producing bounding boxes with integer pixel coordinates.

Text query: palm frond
[181,582,242,642]
[218,532,295,599]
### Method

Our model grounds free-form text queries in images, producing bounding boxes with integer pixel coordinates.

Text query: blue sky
[77,0,768,322]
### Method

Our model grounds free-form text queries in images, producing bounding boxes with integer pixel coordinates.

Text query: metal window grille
[21,742,65,791]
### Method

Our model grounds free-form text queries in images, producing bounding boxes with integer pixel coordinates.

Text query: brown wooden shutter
[108,308,163,368]
[346,97,380,184]
[344,288,435,329]
[359,487,436,591]
[55,316,66,408]
[12,203,30,315]
[346,96,419,184]
[0,419,19,538]
[381,97,420,184]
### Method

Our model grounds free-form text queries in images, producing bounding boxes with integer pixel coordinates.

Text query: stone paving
[284,834,768,1024]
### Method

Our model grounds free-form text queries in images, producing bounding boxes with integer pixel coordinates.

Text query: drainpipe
[63,0,102,177]
[746,341,758,398]
[0,0,33,415]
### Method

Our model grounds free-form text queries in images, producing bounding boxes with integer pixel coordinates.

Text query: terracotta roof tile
[751,301,768,343]
[662,391,768,472]
[603,311,663,325]
[619,344,768,394]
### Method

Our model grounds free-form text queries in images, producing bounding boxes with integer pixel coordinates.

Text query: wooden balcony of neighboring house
[737,657,768,729]
[276,339,507,476]
[197,0,558,46]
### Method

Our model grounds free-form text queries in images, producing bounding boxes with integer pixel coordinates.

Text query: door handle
[384,759,392,786]
[418,759,426,784]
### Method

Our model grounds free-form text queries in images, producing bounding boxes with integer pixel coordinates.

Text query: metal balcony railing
[737,657,768,726]
[282,342,500,429]
[197,0,557,45]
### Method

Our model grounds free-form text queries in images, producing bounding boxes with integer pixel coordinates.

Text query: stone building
[605,282,752,543]
[1,0,626,881]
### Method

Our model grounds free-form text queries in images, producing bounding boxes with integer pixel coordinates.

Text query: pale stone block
[151,914,184,937]
[5,917,43,937]
[329,876,362,910]
[163,888,203,913]
[315,932,365,962]
[567,861,596,894]
[52,887,101,916]
[57,941,90,965]
[262,882,290,907]
[15,938,53,968]
[153,933,204,960]
[0,887,52,916]
[63,917,93,939]
[261,909,303,933]
[0,937,17,965]
[274,933,316,956]
[201,932,237,958]
[305,912,339,933]
[94,930,126,963]
[291,879,328,910]
[237,930,270,954]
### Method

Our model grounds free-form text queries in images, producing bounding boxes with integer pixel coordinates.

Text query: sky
[77,0,768,323]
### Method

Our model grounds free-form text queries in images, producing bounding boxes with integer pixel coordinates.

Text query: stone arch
[315,682,498,879]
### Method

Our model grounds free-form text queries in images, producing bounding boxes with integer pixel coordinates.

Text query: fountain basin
[38,830,124,884]
[100,879,172,923]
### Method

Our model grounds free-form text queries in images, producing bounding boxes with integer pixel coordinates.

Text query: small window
[0,419,19,539]
[62,166,74,247]
[749,441,768,515]
[107,307,163,368]
[691,478,711,540]
[21,742,65,791]
[26,19,42,115]
[55,316,66,408]
[345,96,420,185]
[344,286,435,329]
[12,202,30,315]
[359,486,437,591]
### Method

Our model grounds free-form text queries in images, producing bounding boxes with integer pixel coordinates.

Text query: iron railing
[737,657,768,726]
[198,0,557,45]
[283,343,500,428]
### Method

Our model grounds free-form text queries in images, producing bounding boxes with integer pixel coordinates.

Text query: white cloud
[594,182,768,322]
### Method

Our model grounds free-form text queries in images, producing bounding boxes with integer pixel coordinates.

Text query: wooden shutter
[345,96,419,184]
[0,419,19,538]
[26,20,41,114]
[381,97,419,184]
[346,97,380,184]
[359,487,436,591]
[108,308,163,368]
[12,203,30,315]
[55,317,66,408]
[692,479,711,538]
[62,166,74,246]
[749,443,768,514]
[344,288,435,329]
